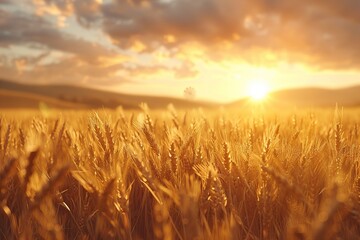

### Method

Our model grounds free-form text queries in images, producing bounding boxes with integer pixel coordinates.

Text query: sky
[1,0,360,103]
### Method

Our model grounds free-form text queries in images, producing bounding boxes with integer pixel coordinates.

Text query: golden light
[247,80,270,101]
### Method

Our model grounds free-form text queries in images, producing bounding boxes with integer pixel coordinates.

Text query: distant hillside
[0,79,216,109]
[228,86,360,108]
[3,79,360,110]
[0,89,88,109]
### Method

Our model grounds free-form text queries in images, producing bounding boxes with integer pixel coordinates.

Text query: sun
[247,80,270,101]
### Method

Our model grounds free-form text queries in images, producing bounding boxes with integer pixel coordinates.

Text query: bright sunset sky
[1,0,360,102]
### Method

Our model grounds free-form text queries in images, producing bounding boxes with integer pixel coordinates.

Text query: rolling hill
[2,79,360,109]
[0,89,87,109]
[228,86,360,108]
[269,86,360,107]
[0,79,216,109]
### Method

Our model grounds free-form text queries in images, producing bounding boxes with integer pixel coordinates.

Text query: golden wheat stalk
[31,166,69,211]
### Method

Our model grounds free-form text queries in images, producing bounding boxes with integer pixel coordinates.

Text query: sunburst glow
[247,80,270,101]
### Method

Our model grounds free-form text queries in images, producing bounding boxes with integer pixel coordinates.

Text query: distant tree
[184,87,196,100]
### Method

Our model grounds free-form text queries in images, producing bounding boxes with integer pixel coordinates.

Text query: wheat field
[1,106,360,240]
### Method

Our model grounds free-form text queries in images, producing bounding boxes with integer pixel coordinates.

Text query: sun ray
[247,80,269,101]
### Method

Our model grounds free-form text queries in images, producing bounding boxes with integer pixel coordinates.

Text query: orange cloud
[97,0,360,70]
[1,0,360,92]
[15,0,360,71]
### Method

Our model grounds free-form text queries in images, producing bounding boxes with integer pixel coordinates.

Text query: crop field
[1,107,360,240]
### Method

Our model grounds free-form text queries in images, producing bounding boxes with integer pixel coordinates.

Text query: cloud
[96,0,360,70]
[120,60,198,79]
[1,0,360,91]
[0,7,133,85]
[0,0,11,5]
[0,10,118,62]
[174,61,198,79]
[0,54,129,86]
[32,0,103,27]
[101,0,251,49]
[12,0,360,70]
